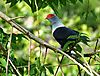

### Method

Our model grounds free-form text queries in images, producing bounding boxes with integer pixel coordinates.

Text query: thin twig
[84,50,100,57]
[28,39,31,76]
[86,39,99,57]
[60,66,64,76]
[35,0,39,16]
[17,63,100,69]
[8,16,25,21]
[8,59,21,76]
[77,65,81,76]
[0,40,21,75]
[6,26,13,76]
[77,51,94,76]
[43,47,48,64]
[55,52,64,76]
[77,51,99,76]
[94,38,99,52]
[94,55,100,63]
[86,39,99,75]
[87,39,99,76]
[57,54,64,76]
[54,55,64,76]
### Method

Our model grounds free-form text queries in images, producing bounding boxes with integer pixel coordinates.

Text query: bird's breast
[53,27,76,39]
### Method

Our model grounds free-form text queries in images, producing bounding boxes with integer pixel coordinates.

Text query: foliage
[30,57,54,76]
[6,0,83,13]
[0,0,100,75]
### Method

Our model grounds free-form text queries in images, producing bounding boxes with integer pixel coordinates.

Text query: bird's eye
[52,22,56,24]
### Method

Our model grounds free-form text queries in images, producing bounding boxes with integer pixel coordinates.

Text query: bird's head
[46,14,64,33]
[46,14,60,24]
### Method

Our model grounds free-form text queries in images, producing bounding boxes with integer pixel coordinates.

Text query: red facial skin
[46,14,55,19]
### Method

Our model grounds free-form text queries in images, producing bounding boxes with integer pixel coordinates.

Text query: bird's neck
[48,16,65,33]
[52,21,64,33]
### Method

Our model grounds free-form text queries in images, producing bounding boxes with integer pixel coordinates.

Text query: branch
[6,26,13,76]
[84,39,99,57]
[9,16,25,21]
[84,50,100,57]
[9,59,21,76]
[0,43,21,75]
[28,39,31,76]
[0,34,21,75]
[0,11,97,75]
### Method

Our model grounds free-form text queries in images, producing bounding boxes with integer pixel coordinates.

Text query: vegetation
[0,0,100,76]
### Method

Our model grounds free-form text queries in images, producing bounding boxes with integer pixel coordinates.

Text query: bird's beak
[45,17,48,19]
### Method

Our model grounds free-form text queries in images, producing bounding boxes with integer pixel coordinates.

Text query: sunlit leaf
[35,57,41,68]
[0,58,7,67]
[68,35,78,39]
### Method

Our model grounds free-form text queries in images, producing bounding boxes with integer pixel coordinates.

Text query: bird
[46,14,78,49]
[46,14,91,76]
[46,14,80,76]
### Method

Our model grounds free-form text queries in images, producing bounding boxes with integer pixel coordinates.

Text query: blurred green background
[0,0,100,76]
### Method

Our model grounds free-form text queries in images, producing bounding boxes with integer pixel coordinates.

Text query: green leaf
[30,0,36,12]
[0,28,9,50]
[6,0,12,3]
[0,28,4,33]
[30,64,38,75]
[10,0,18,7]
[80,36,90,46]
[41,0,47,8]
[75,44,82,53]
[17,34,26,41]
[46,1,58,14]
[70,0,77,4]
[0,58,7,67]
[30,0,45,13]
[53,0,59,6]
[6,0,19,7]
[12,34,16,43]
[68,35,78,39]
[62,41,75,51]
[45,64,54,74]
[20,0,22,2]
[91,10,97,19]
[79,0,83,3]
[24,0,31,6]
[40,65,46,76]
[35,57,41,68]
[59,0,66,6]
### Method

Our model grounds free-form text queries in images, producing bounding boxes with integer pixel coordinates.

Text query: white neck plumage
[52,22,65,33]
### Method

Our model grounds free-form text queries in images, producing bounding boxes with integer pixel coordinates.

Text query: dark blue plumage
[53,27,77,48]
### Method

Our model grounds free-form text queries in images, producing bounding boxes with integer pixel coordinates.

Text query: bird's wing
[53,27,77,48]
